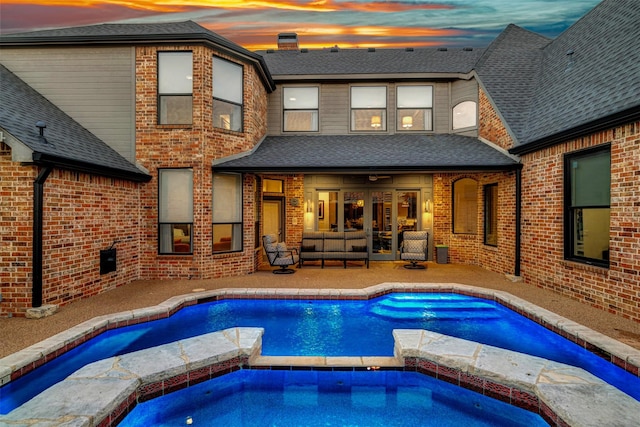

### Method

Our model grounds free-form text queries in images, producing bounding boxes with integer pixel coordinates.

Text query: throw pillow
[276,242,288,254]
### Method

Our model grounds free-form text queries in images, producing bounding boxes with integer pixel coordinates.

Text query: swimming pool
[118,369,549,426]
[1,291,639,414]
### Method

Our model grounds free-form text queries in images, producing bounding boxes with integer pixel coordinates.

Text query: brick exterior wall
[432,171,517,275]
[479,86,640,323]
[1,43,270,316]
[256,174,305,270]
[478,89,515,150]
[1,144,141,316]
[519,122,640,322]
[135,45,269,281]
[0,143,34,315]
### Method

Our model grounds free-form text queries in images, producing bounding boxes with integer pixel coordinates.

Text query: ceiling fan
[368,174,391,181]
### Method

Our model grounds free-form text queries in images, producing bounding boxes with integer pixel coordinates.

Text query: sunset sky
[0,0,602,50]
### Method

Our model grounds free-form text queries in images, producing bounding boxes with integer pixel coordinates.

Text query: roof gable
[474,24,551,144]
[0,64,150,182]
[477,0,640,152]
[520,0,640,146]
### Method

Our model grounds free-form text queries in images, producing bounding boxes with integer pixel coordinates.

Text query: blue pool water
[1,293,639,414]
[119,369,549,427]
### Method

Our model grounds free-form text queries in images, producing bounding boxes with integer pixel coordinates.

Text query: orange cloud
[202,21,464,50]
[5,1,454,14]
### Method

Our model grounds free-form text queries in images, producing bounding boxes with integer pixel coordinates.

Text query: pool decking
[2,283,640,426]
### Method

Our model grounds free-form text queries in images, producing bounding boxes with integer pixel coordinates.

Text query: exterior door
[370,191,395,261]
[263,199,283,241]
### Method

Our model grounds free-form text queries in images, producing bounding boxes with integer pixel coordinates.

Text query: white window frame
[453,100,477,130]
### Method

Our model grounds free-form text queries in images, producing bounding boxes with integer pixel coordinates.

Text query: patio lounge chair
[262,234,299,274]
[400,230,428,269]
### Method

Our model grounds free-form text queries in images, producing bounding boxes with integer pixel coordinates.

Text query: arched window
[452,101,477,130]
[453,178,478,234]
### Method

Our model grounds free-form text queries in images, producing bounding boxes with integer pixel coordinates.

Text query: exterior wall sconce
[370,116,382,128]
[402,116,413,128]
[424,199,433,213]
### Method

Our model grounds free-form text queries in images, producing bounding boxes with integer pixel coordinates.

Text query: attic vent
[437,47,447,51]
[368,47,376,52]
[405,47,414,52]
[35,121,46,137]
[301,48,308,53]
[463,47,473,51]
[565,49,575,72]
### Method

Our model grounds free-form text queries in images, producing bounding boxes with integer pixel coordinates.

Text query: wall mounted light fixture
[425,199,433,213]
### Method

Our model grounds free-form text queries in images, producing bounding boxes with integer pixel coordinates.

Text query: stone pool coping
[2,327,639,427]
[2,282,639,387]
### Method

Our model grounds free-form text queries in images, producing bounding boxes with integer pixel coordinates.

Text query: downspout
[515,167,522,277]
[33,166,52,307]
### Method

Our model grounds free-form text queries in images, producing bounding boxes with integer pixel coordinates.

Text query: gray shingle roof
[520,0,640,146]
[0,64,150,182]
[257,47,484,77]
[213,134,519,173]
[475,25,550,143]
[0,20,275,91]
[477,0,640,151]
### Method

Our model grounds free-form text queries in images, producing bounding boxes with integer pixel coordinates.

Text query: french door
[339,189,419,261]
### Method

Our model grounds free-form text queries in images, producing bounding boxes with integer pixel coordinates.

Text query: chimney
[277,33,299,50]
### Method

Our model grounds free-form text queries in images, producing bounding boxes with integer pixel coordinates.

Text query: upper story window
[158,51,193,125]
[453,178,478,234]
[283,87,319,132]
[351,86,387,132]
[213,57,243,132]
[564,146,610,267]
[396,85,433,131]
[453,101,477,130]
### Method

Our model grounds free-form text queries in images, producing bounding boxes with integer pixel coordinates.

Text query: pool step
[374,299,496,311]
[384,294,478,302]
[369,307,501,320]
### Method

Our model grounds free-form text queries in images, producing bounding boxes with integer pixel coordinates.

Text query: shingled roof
[258,46,484,78]
[213,134,519,173]
[0,64,151,182]
[0,21,275,91]
[477,0,640,154]
[474,25,550,146]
